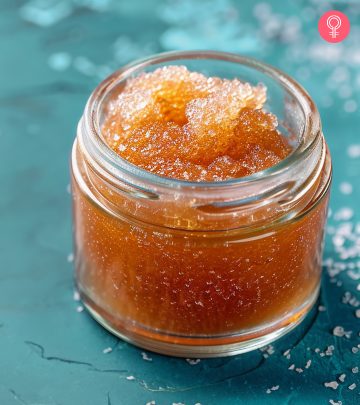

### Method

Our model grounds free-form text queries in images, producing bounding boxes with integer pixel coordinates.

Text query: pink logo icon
[318,10,350,43]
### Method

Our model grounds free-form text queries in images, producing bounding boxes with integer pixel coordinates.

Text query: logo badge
[318,10,350,43]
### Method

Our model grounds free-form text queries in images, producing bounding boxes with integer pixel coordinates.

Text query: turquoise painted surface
[0,1,359,404]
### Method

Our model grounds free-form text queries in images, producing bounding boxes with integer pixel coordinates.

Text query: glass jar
[71,51,332,357]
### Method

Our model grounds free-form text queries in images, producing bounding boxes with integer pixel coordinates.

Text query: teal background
[0,0,359,404]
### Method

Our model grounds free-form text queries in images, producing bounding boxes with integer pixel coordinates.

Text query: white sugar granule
[348,383,356,390]
[333,326,345,337]
[288,364,295,370]
[325,346,335,356]
[333,326,352,338]
[348,144,360,158]
[343,291,360,307]
[338,374,346,382]
[283,349,291,357]
[266,385,279,394]
[352,367,359,373]
[146,401,155,405]
[318,305,326,312]
[141,352,153,362]
[264,345,275,355]
[76,305,84,313]
[73,290,80,301]
[329,401,342,405]
[103,347,112,354]
[305,360,312,369]
[334,207,354,221]
[339,182,353,195]
[67,253,74,263]
[126,376,135,380]
[324,381,339,389]
[186,358,201,365]
[355,309,360,318]
[347,270,360,280]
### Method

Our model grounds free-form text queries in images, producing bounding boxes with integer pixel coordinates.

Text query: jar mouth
[82,50,321,191]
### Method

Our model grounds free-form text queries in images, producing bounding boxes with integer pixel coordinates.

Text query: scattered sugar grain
[352,367,359,373]
[266,385,279,394]
[186,358,201,365]
[288,364,295,370]
[283,349,291,357]
[333,326,352,338]
[324,381,339,390]
[76,305,84,313]
[67,253,74,263]
[339,182,353,195]
[325,346,335,356]
[334,208,353,221]
[305,360,312,369]
[141,352,152,362]
[348,144,360,158]
[318,305,326,312]
[329,401,342,405]
[342,292,360,307]
[73,290,80,301]
[20,1,72,27]
[338,374,346,382]
[347,270,360,280]
[126,376,135,380]
[103,347,112,354]
[348,383,356,390]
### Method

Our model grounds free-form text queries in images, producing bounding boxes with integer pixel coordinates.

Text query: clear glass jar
[71,51,332,357]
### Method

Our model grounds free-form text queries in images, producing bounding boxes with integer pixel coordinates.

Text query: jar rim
[81,50,321,192]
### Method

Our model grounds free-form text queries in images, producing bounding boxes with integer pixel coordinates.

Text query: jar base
[78,286,319,358]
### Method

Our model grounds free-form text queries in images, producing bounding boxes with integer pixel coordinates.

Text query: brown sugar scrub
[71,52,332,357]
[102,66,291,181]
